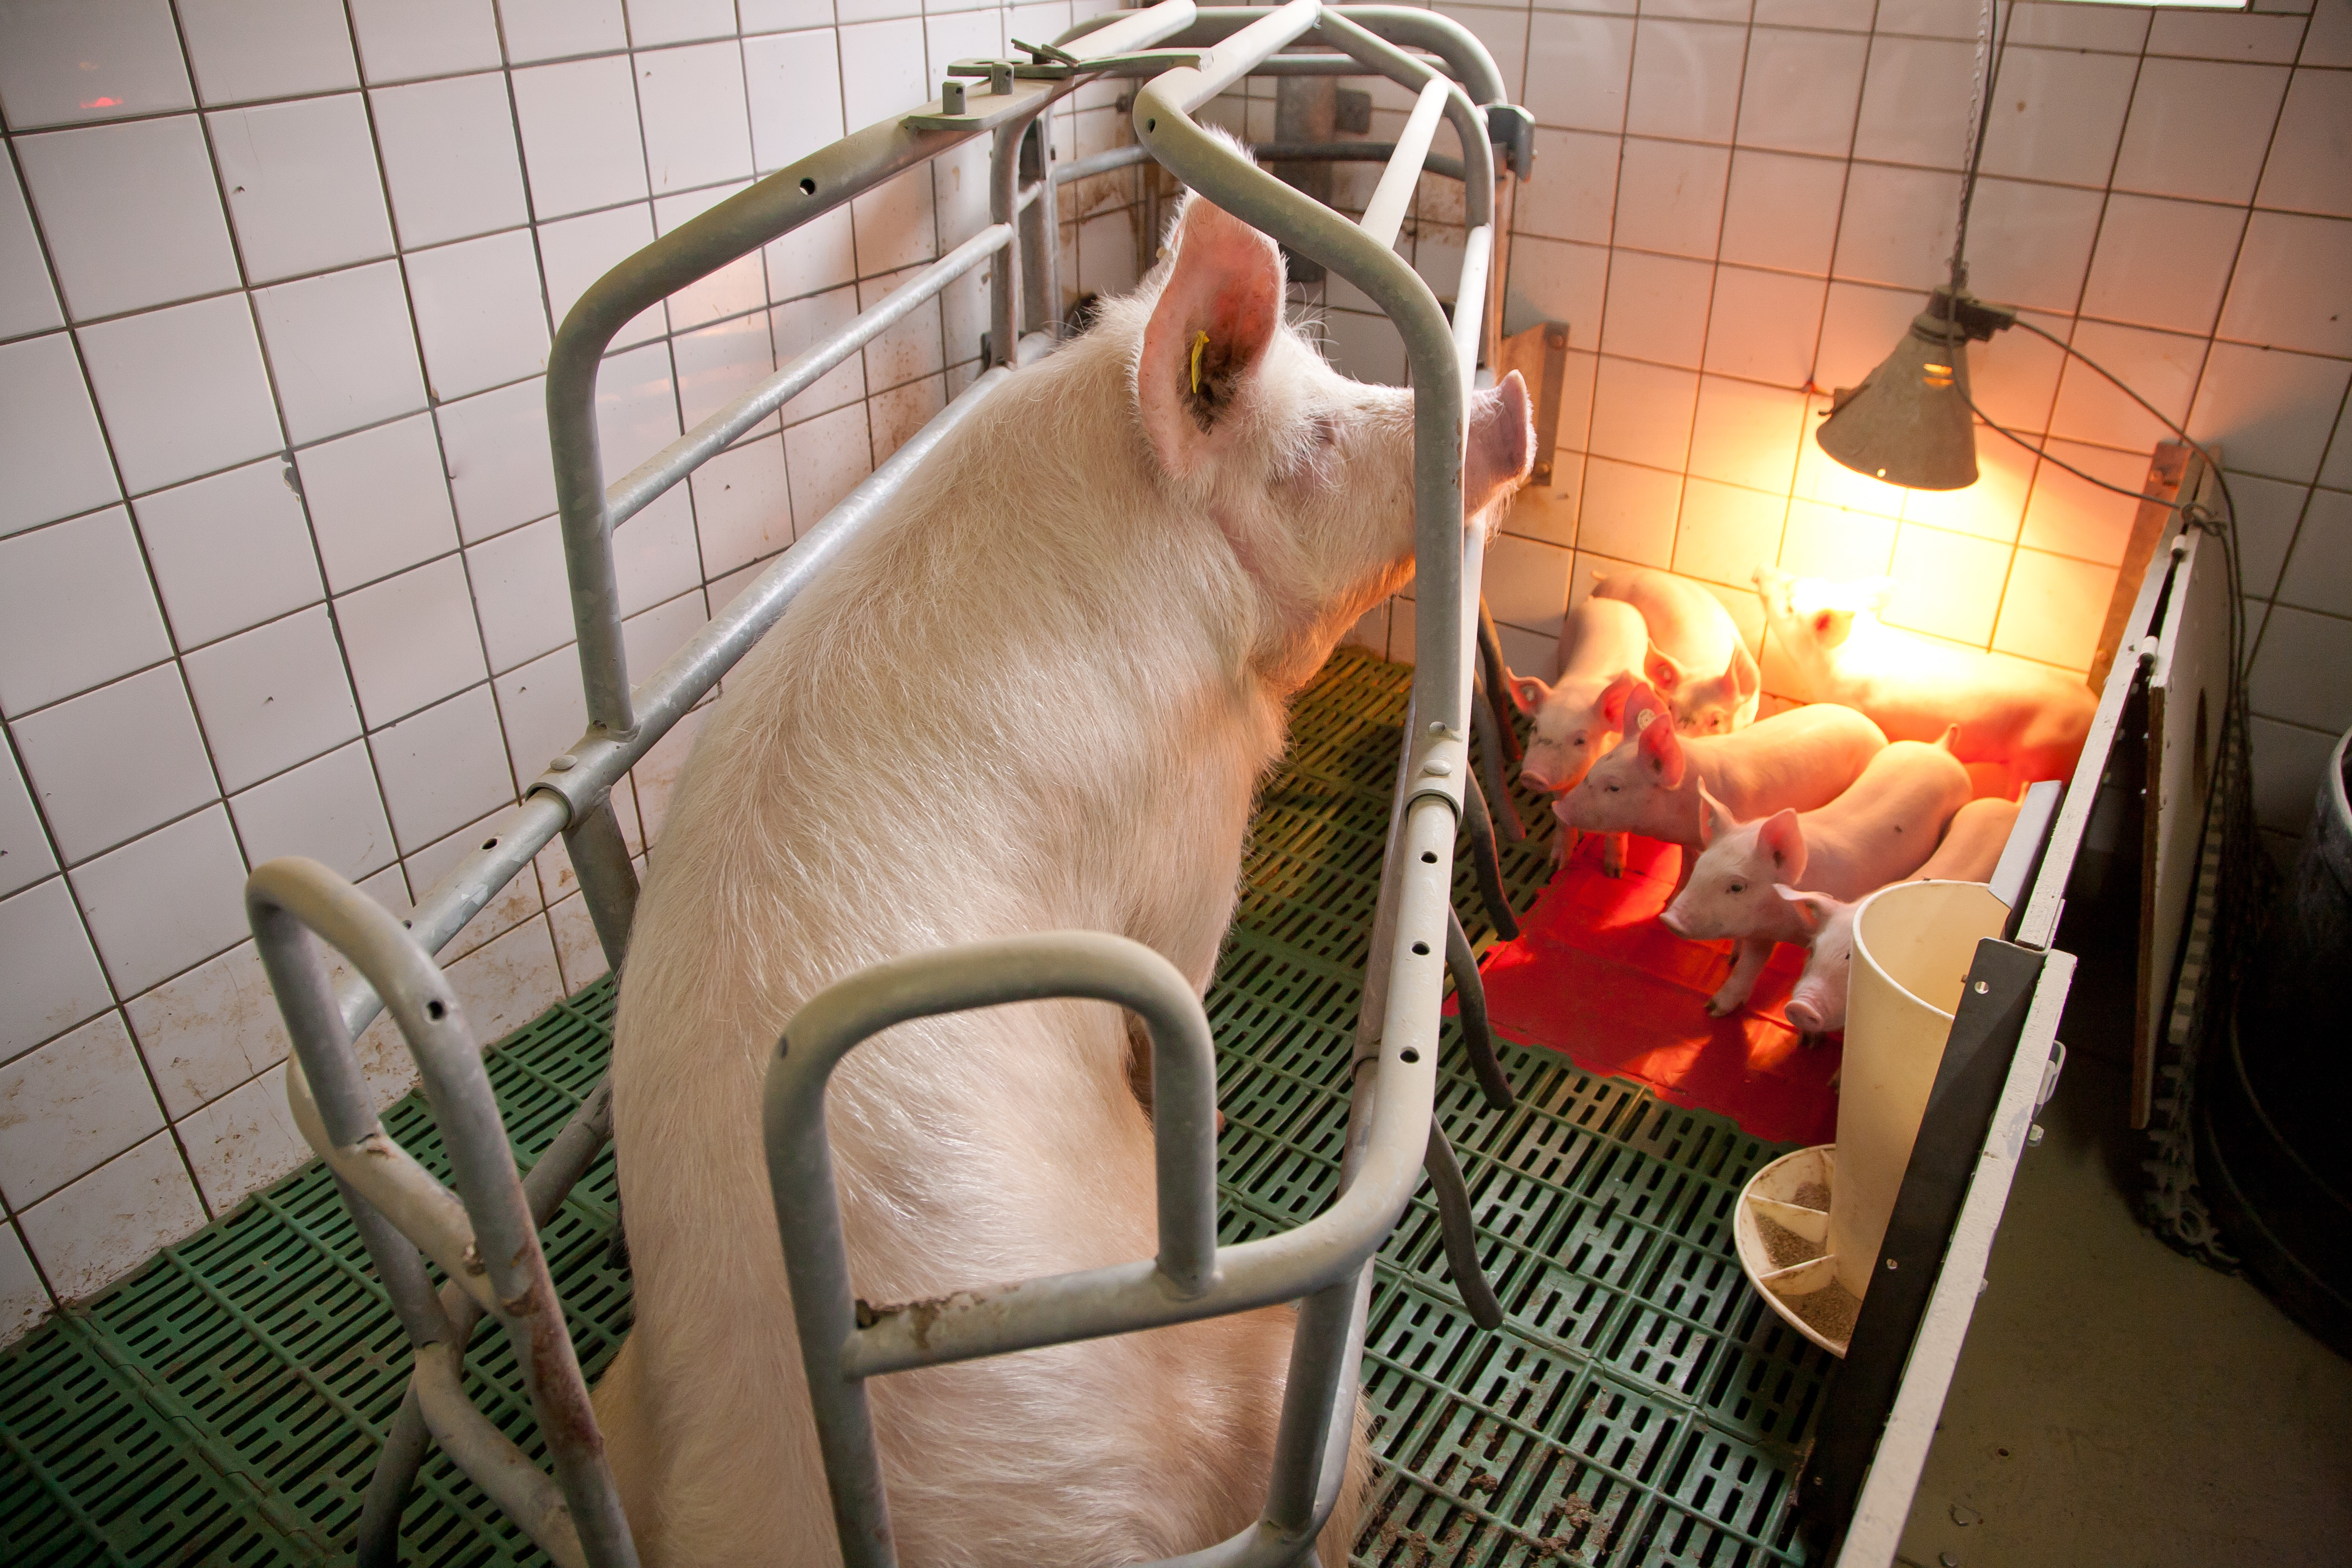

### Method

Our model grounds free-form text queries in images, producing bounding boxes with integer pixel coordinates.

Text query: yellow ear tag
[1189,330,1210,395]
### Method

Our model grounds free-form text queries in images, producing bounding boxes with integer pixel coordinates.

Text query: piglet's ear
[1774,883,1832,936]
[1695,780,1734,846]
[1509,675,1551,716]
[1639,713,1686,789]
[1758,808,1807,879]
[1138,195,1283,479]
[1643,646,1685,696]
[1623,681,1671,734]
[1730,645,1760,700]
[1597,673,1640,725]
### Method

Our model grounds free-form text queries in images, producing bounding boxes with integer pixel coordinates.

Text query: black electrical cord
[1957,320,2271,1005]
[1949,0,2012,298]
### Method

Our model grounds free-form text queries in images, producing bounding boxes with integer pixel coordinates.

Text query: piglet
[1508,598,1649,796]
[1775,796,2023,1035]
[1658,732,1971,1015]
[1592,568,1761,734]
[1558,685,1886,890]
[597,184,1533,1567]
[1754,567,2095,793]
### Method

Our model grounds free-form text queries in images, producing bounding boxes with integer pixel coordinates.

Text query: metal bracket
[1485,101,1535,179]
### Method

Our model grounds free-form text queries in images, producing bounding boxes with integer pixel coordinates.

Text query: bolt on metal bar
[1356,78,1450,249]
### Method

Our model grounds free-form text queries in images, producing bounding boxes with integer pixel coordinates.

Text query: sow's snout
[1466,371,1534,516]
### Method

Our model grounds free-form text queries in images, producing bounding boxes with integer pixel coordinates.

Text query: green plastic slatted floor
[1,648,1828,1567]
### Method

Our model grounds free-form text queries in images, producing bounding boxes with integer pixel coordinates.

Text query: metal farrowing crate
[243,4,1559,1565]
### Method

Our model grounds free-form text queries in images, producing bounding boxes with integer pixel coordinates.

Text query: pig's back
[1799,739,1972,898]
[1692,703,1886,818]
[1909,796,2020,883]
[1594,567,1736,669]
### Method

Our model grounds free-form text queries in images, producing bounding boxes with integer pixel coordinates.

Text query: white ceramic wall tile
[2019,436,2148,564]
[228,739,397,887]
[2111,59,2291,207]
[2227,472,2315,599]
[0,158,64,340]
[512,56,652,221]
[1884,522,2008,646]
[546,890,607,990]
[1611,138,1726,258]
[181,606,363,792]
[405,802,545,956]
[254,261,430,444]
[626,701,701,848]
[133,460,322,650]
[179,0,361,106]
[1672,478,1788,592]
[1598,251,1712,369]
[2249,604,2352,731]
[0,743,55,901]
[437,377,559,543]
[1737,28,1867,158]
[334,556,490,727]
[631,0,739,47]
[1702,267,1825,386]
[17,1130,205,1301]
[442,913,564,1045]
[784,402,877,528]
[0,1012,164,1208]
[68,804,251,996]
[1577,458,1683,566]
[75,293,284,496]
[594,339,686,476]
[176,1060,310,1213]
[499,0,631,64]
[856,269,943,391]
[12,666,217,865]
[1688,374,1808,494]
[672,315,778,436]
[770,287,870,421]
[2219,212,2352,360]
[1975,46,2139,190]
[347,0,504,85]
[404,230,553,401]
[2045,320,2206,456]
[0,0,193,131]
[370,74,532,250]
[2276,488,2352,619]
[1523,13,1635,135]
[0,879,114,1062]
[2259,70,2352,220]
[2079,195,2246,338]
[466,515,576,673]
[621,586,708,680]
[1623,20,1746,144]
[2149,9,2308,65]
[2249,713,2340,834]
[837,18,929,131]
[850,166,940,281]
[1990,548,2113,671]
[743,29,847,174]
[741,0,839,31]
[635,41,754,196]
[491,643,589,783]
[539,204,666,349]
[765,205,860,304]
[1832,162,1962,293]
[124,938,288,1117]
[0,508,172,718]
[653,183,767,327]
[366,685,515,852]
[2005,1,2148,54]
[0,1224,47,1349]
[16,117,240,322]
[1851,35,1976,171]
[613,497,705,618]
[1956,177,2103,316]
[209,96,394,287]
[2189,342,2352,481]
[297,415,461,594]
[0,334,120,537]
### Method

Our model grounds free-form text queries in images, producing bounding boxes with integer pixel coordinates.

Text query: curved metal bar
[1423,1124,1505,1330]
[412,1343,589,1568]
[1114,6,1511,108]
[248,858,639,1568]
[1444,904,1514,1111]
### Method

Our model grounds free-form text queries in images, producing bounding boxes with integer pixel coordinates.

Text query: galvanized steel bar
[1355,77,1449,249]
[412,1343,589,1568]
[764,933,1229,1568]
[604,223,1014,531]
[249,859,640,1568]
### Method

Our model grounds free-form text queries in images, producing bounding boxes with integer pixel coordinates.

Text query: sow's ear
[1465,370,1534,516]
[1138,195,1283,479]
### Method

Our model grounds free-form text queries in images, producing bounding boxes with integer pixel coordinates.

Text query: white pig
[593,187,1532,1567]
[1592,568,1762,735]
[1753,566,2094,792]
[1775,796,2023,1035]
[1658,733,1970,1015]
[1558,685,1887,890]
[1508,601,1649,797]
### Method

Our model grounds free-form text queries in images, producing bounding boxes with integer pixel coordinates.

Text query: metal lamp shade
[1816,310,1980,492]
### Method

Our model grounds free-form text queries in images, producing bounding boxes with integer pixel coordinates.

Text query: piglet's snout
[1656,905,1691,937]
[1465,371,1534,516]
[1784,995,1826,1033]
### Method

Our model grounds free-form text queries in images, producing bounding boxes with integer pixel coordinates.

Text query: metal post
[564,793,640,971]
[1018,116,1061,336]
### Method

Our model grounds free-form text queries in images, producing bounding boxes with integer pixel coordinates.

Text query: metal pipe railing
[1357,78,1450,248]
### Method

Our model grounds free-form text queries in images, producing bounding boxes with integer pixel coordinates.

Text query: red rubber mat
[1472,829,1843,1147]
